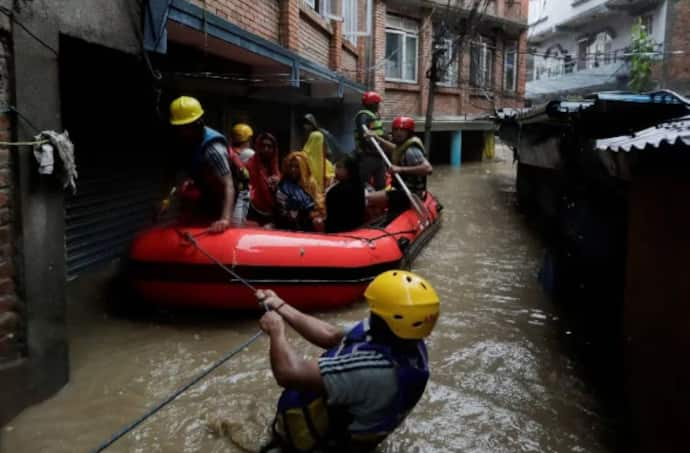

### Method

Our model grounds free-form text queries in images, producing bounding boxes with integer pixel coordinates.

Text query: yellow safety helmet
[365,270,440,340]
[231,123,254,143]
[169,96,204,126]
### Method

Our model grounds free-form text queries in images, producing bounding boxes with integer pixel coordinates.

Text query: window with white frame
[503,42,517,92]
[529,0,548,22]
[577,38,588,70]
[527,52,535,82]
[639,14,653,35]
[546,55,563,78]
[470,36,494,88]
[589,31,613,68]
[385,14,419,83]
[342,0,358,45]
[305,0,334,19]
[437,39,458,86]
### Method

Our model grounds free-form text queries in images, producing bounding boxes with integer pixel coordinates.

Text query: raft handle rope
[89,230,269,453]
[176,229,259,294]
[330,228,419,244]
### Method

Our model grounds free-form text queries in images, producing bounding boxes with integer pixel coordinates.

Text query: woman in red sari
[246,133,281,225]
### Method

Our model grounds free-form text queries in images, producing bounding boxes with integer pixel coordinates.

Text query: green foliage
[629,18,656,92]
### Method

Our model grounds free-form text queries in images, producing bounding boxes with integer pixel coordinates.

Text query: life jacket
[271,320,429,452]
[354,110,384,153]
[188,127,227,179]
[187,127,250,198]
[186,127,228,208]
[228,146,251,192]
[391,136,427,196]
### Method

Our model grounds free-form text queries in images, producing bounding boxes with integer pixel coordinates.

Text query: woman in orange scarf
[275,151,326,232]
[247,133,281,225]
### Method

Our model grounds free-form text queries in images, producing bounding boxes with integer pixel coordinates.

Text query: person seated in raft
[365,116,432,215]
[246,132,281,226]
[325,156,366,233]
[302,114,332,194]
[230,123,256,164]
[226,123,253,226]
[275,151,326,232]
[257,270,440,453]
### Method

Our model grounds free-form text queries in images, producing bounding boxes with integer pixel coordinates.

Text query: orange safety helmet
[362,91,382,106]
[392,116,415,131]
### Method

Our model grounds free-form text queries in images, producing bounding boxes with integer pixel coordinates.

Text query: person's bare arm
[257,290,344,349]
[209,173,235,233]
[391,160,432,176]
[260,312,325,391]
[370,134,396,153]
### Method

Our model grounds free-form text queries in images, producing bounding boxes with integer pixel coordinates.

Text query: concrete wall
[37,0,141,54]
[528,1,668,90]
[531,0,667,44]
[530,0,608,33]
[530,7,666,77]
[0,0,144,425]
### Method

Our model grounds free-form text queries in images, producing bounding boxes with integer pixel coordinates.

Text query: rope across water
[88,229,267,453]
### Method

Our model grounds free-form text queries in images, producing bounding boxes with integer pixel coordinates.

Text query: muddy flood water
[2,149,613,452]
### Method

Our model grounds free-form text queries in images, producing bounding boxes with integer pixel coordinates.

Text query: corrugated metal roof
[595,116,690,152]
[498,90,690,126]
[592,91,690,104]
[526,64,628,101]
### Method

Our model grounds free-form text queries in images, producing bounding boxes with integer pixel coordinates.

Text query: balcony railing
[409,1,527,23]
[530,43,664,82]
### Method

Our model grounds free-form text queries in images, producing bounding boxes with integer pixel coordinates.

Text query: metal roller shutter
[64,169,159,279]
[60,37,165,280]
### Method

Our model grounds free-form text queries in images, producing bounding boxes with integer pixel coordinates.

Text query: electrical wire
[0,6,58,56]
[1,106,41,133]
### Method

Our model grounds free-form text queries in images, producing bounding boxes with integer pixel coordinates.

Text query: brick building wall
[384,89,422,117]
[342,46,358,78]
[0,8,20,364]
[435,91,460,116]
[298,11,331,68]
[664,0,690,92]
[379,1,527,121]
[504,0,525,20]
[372,0,387,93]
[516,31,528,105]
[189,0,280,43]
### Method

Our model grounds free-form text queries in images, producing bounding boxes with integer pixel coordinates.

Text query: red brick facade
[342,45,358,76]
[664,0,690,92]
[189,0,281,43]
[0,13,20,363]
[187,0,365,83]
[385,88,422,117]
[379,0,528,121]
[279,0,300,50]
[299,7,332,68]
[372,0,387,93]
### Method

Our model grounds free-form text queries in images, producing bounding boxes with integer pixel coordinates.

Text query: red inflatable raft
[127,193,442,311]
